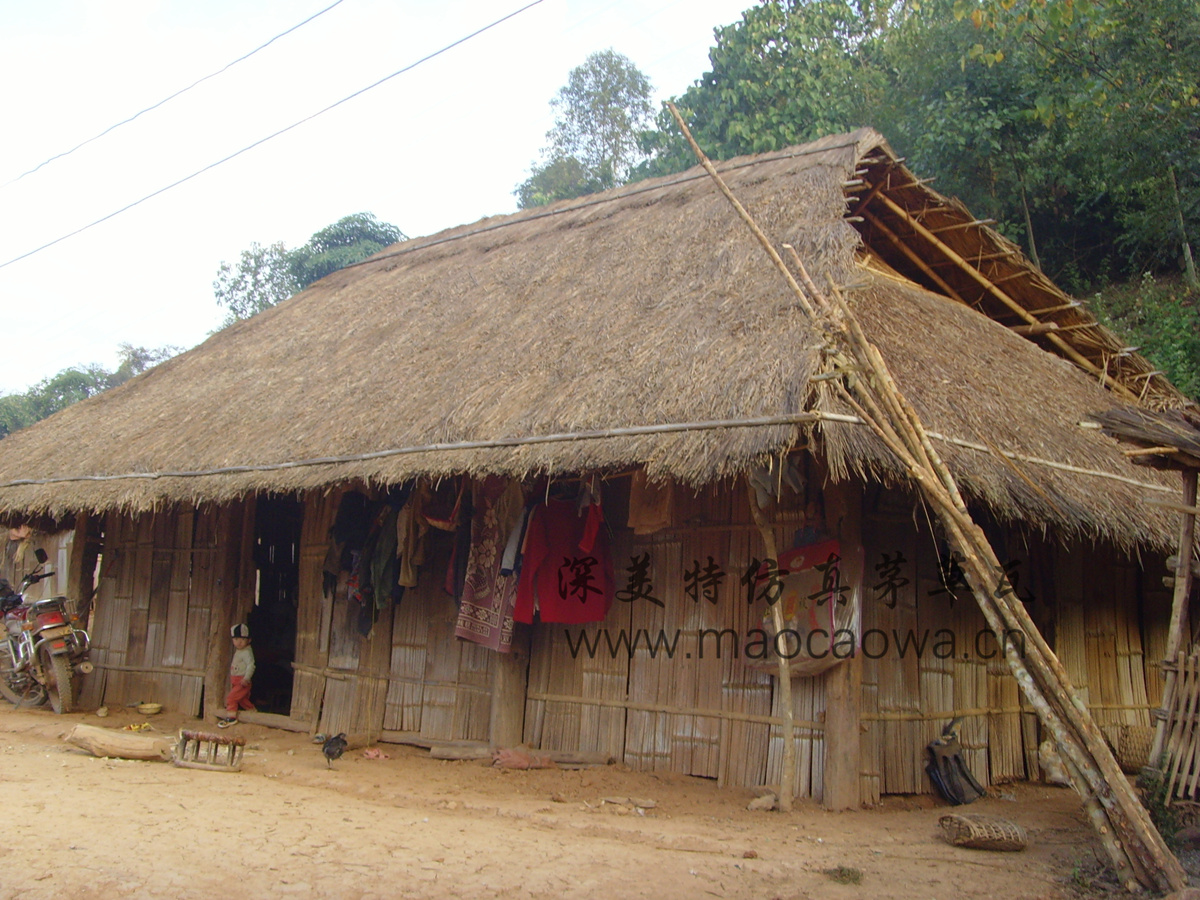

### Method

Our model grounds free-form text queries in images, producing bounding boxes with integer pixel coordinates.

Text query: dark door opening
[247,494,302,716]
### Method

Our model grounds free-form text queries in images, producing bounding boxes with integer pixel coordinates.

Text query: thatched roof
[0,129,1179,548]
[1089,407,1200,471]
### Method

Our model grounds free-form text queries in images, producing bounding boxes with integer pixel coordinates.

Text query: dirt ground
[0,703,1166,900]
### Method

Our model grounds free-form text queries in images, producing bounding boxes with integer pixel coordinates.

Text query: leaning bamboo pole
[666,103,1185,893]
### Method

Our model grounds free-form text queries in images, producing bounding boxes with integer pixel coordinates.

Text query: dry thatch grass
[0,129,1177,548]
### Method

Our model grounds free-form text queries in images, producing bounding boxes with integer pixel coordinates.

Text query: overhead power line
[0,0,545,272]
[2,0,347,190]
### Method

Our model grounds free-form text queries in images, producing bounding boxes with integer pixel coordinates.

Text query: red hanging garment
[514,498,612,624]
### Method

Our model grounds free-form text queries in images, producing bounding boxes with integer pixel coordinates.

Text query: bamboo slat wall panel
[915,535,955,788]
[292,489,341,724]
[525,523,631,760]
[1114,561,1151,728]
[384,569,434,734]
[866,515,925,794]
[1141,556,1175,713]
[525,479,830,796]
[717,527,773,791]
[83,503,244,716]
[287,489,497,742]
[625,537,684,773]
[77,512,129,708]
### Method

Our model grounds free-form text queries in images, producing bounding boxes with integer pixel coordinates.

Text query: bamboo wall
[72,476,1170,802]
[524,475,830,798]
[80,503,251,714]
[292,487,496,742]
[857,487,1167,802]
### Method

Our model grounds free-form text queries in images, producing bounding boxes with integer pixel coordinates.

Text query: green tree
[516,50,655,208]
[0,344,179,438]
[213,241,295,324]
[636,1,896,179]
[287,213,406,288]
[214,213,406,324]
[962,0,1200,284]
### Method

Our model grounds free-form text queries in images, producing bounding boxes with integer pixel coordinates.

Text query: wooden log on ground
[64,723,172,761]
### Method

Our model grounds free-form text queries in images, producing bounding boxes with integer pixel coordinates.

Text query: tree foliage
[637,0,895,178]
[214,213,406,324]
[0,344,179,438]
[963,0,1200,283]
[634,0,1199,292]
[516,50,655,208]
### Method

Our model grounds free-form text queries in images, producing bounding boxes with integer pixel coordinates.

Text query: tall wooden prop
[1149,470,1198,768]
[667,103,1185,893]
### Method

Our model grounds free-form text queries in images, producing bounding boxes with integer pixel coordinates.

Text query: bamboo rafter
[862,210,965,301]
[871,191,1143,404]
[926,218,997,234]
[928,248,1019,267]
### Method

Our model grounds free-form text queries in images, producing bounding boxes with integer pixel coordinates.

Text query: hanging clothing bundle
[513,478,613,626]
[321,485,415,638]
[453,476,525,652]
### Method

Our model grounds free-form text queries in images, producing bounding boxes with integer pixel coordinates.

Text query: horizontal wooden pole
[526,690,823,731]
[1010,323,1060,336]
[1148,497,1200,517]
[1124,446,1179,457]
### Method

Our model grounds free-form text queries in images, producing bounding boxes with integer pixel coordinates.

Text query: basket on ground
[939,813,1028,852]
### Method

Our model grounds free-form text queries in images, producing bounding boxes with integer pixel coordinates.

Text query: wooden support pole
[1010,323,1060,336]
[925,218,996,234]
[490,624,531,749]
[928,248,1018,267]
[1030,301,1082,317]
[1150,470,1199,769]
[822,479,863,810]
[747,483,797,811]
[861,210,966,301]
[1149,497,1200,517]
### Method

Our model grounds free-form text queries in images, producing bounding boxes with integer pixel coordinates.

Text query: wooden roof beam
[1010,323,1061,336]
[925,218,997,234]
[873,191,1142,403]
[1030,301,1082,317]
[928,249,1018,267]
[860,210,966,302]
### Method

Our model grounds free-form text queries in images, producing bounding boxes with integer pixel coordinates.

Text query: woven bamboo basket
[1114,725,1156,774]
[939,814,1028,852]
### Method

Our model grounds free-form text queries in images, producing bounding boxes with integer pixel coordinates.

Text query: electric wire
[0,0,545,272]
[2,0,347,189]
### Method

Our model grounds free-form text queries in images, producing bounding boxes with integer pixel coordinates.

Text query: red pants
[224,676,255,714]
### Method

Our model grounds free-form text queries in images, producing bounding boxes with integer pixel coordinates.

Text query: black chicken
[323,732,348,768]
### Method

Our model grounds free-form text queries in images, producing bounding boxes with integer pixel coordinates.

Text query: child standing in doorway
[218,624,255,728]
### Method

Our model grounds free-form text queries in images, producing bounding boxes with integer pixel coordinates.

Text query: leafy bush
[1089,273,1200,402]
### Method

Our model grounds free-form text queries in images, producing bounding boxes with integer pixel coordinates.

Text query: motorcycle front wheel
[0,642,47,708]
[39,646,74,714]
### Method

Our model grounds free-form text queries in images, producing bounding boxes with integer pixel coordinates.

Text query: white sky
[0,0,754,395]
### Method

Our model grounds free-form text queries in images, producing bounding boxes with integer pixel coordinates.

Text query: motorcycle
[0,548,93,713]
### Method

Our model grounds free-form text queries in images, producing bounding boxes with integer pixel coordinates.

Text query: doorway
[247,494,302,715]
